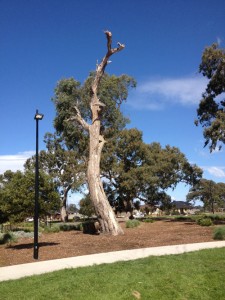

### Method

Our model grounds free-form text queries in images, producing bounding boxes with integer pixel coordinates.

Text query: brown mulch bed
[0,220,216,267]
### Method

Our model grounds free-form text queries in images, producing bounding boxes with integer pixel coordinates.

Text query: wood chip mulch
[0,220,216,267]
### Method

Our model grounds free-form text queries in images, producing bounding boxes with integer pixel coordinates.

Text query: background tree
[195,43,225,151]
[216,182,225,211]
[187,179,225,213]
[67,203,78,214]
[0,170,60,223]
[79,194,95,218]
[52,31,136,235]
[25,132,85,222]
[0,171,14,223]
[102,128,202,213]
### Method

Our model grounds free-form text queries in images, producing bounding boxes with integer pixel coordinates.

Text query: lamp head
[34,109,44,120]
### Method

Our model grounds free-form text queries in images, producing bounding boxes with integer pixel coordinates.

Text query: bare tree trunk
[60,206,68,222]
[72,31,125,235]
[60,186,70,222]
[211,199,215,214]
[87,124,124,235]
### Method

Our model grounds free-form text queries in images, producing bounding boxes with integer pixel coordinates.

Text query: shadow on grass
[8,242,60,250]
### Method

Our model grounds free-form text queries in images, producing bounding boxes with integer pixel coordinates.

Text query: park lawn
[1,248,225,300]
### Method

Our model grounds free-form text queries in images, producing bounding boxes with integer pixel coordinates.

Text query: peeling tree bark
[60,185,71,222]
[73,31,125,235]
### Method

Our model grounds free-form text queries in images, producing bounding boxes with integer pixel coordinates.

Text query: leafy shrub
[191,215,201,222]
[213,226,225,240]
[0,233,17,245]
[43,225,60,233]
[11,230,34,238]
[126,219,140,228]
[208,214,225,223]
[142,218,154,223]
[12,227,32,233]
[209,214,221,221]
[197,217,213,226]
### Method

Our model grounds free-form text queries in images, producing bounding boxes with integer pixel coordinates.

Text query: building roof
[172,201,192,209]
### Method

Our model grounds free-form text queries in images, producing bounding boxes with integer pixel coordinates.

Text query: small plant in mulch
[209,214,221,221]
[126,219,140,228]
[11,231,34,238]
[142,218,154,223]
[197,217,213,227]
[207,214,225,224]
[213,226,225,240]
[43,225,60,233]
[12,227,32,233]
[195,214,225,225]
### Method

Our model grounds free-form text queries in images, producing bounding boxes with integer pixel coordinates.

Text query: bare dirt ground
[0,220,216,267]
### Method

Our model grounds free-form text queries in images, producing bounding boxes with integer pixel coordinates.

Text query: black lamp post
[34,109,44,259]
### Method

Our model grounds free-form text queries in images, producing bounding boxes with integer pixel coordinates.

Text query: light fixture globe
[34,109,44,120]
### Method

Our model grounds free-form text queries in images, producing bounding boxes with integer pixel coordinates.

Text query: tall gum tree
[66,31,128,235]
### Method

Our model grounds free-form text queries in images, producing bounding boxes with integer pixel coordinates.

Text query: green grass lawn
[1,248,225,300]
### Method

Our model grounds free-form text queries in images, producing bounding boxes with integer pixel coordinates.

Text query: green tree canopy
[52,73,135,152]
[79,194,95,218]
[196,43,225,151]
[67,203,78,214]
[101,128,202,212]
[0,170,60,223]
[187,179,225,213]
[25,132,85,221]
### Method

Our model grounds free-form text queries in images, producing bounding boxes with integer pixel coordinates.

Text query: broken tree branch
[91,31,125,105]
[104,30,125,54]
[105,30,112,52]
[66,106,89,131]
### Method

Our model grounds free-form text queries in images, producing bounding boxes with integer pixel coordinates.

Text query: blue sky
[1,0,225,204]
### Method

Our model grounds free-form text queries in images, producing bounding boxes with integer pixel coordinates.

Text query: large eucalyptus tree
[52,32,135,235]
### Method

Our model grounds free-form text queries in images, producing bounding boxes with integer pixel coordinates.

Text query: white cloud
[0,151,35,174]
[203,166,225,178]
[128,75,208,110]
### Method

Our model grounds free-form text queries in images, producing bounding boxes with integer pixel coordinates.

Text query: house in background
[171,201,200,215]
